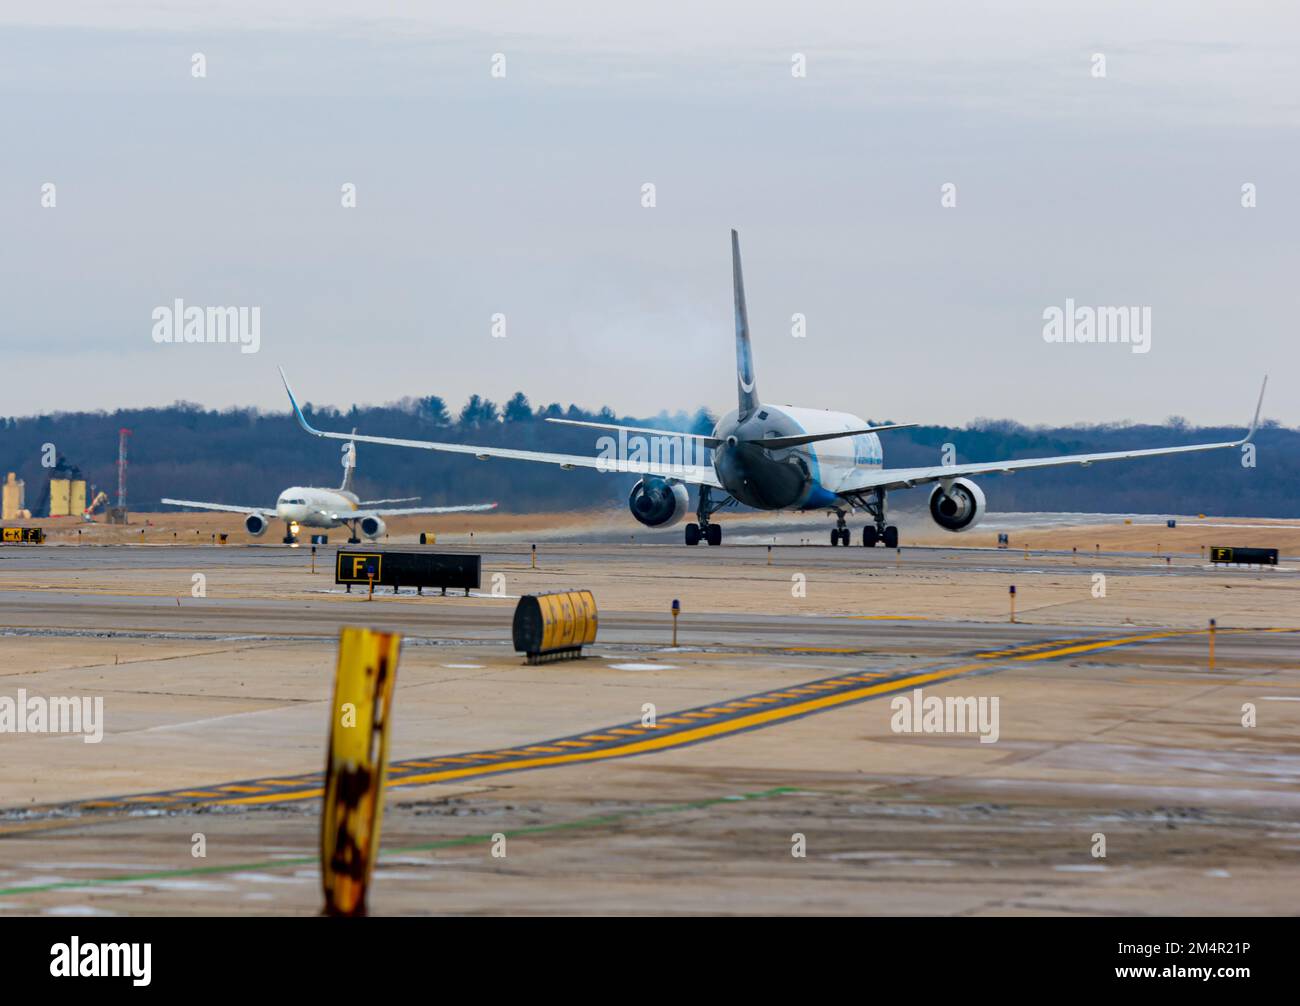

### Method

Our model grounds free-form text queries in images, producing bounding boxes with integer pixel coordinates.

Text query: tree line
[0,393,1292,517]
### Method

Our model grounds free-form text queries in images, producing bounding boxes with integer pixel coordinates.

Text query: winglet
[279,367,323,436]
[1241,375,1267,444]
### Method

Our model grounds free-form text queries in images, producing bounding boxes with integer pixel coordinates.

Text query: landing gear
[831,509,851,546]
[685,521,723,546]
[862,525,898,548]
[684,486,733,546]
[847,488,900,548]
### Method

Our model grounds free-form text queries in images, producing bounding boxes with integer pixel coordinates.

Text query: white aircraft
[162,434,497,544]
[280,231,1266,547]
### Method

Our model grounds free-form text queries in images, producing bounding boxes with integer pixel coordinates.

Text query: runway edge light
[321,626,402,917]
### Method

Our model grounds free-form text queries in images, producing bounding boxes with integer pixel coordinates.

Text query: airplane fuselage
[275,486,359,528]
[711,404,883,510]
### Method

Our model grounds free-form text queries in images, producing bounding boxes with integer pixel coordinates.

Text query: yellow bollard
[1208,618,1216,671]
[321,627,402,917]
[531,543,537,570]
[367,573,375,601]
[767,545,772,567]
[671,598,680,647]
[1009,585,1016,623]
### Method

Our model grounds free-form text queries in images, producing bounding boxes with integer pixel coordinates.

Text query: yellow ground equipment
[320,626,402,917]
[512,590,598,664]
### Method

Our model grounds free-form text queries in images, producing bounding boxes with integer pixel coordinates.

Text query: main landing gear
[861,524,899,549]
[684,485,733,546]
[830,490,899,548]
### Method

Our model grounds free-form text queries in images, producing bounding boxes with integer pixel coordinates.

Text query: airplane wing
[837,378,1267,495]
[356,497,420,506]
[353,503,499,518]
[161,498,271,515]
[279,369,724,489]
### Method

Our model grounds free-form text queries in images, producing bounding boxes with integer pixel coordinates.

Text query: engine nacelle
[929,478,986,532]
[628,477,690,528]
[359,515,387,540]
[244,513,269,536]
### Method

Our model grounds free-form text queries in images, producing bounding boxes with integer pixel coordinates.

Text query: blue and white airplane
[281,231,1265,547]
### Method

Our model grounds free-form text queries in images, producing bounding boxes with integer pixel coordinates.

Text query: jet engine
[359,515,387,540]
[244,513,269,536]
[928,478,986,532]
[628,477,690,528]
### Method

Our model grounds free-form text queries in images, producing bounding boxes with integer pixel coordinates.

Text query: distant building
[2,472,26,520]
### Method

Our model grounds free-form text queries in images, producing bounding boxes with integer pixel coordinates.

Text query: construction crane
[82,490,109,522]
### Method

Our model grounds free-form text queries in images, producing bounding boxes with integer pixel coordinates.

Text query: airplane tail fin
[731,229,760,417]
[339,429,357,492]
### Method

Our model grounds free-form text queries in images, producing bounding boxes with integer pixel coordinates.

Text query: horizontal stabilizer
[760,423,917,451]
[544,417,722,448]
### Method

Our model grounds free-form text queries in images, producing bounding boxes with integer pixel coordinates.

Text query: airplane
[162,433,497,544]
[279,230,1266,548]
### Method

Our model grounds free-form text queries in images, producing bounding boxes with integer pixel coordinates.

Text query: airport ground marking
[9,626,1298,823]
[0,786,798,898]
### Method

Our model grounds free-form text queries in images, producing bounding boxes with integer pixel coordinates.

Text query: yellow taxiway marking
[20,626,1297,820]
[217,659,996,806]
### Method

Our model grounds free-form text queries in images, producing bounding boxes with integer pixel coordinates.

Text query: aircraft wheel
[685,523,701,546]
[862,526,878,547]
[830,528,840,546]
[706,524,722,546]
[883,525,899,549]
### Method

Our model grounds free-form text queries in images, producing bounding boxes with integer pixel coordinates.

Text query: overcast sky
[1,2,1295,427]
